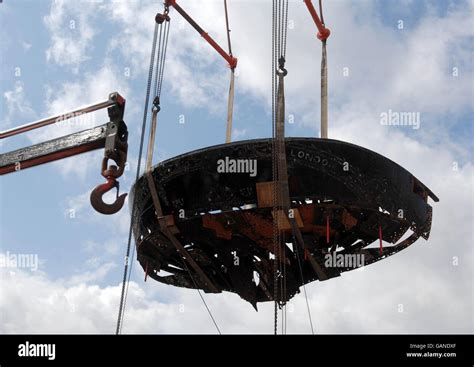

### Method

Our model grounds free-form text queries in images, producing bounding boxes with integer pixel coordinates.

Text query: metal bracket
[0,92,129,215]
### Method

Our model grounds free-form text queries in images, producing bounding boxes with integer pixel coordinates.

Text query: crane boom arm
[165,0,237,69]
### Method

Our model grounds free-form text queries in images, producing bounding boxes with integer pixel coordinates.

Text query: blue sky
[0,0,472,333]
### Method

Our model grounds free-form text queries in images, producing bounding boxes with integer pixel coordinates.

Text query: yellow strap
[225,69,235,143]
[320,41,328,138]
[145,109,158,172]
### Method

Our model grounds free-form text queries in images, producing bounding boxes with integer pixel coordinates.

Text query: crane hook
[90,168,127,215]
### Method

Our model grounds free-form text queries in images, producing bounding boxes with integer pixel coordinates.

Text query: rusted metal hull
[130,138,438,308]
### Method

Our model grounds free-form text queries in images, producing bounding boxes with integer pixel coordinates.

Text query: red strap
[379,225,383,255]
[326,215,330,244]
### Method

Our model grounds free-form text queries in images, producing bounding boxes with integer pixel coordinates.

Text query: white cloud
[63,187,132,236]
[81,239,120,257]
[43,0,98,68]
[386,4,473,116]
[63,191,91,218]
[1,216,472,336]
[40,64,130,135]
[232,127,247,140]
[21,41,32,51]
[51,151,103,181]
[104,0,230,111]
[66,261,117,286]
[1,81,35,129]
[98,0,473,141]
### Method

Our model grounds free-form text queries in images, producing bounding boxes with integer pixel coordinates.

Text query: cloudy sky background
[0,0,472,334]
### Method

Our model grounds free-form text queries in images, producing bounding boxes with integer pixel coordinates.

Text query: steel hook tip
[90,178,127,215]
